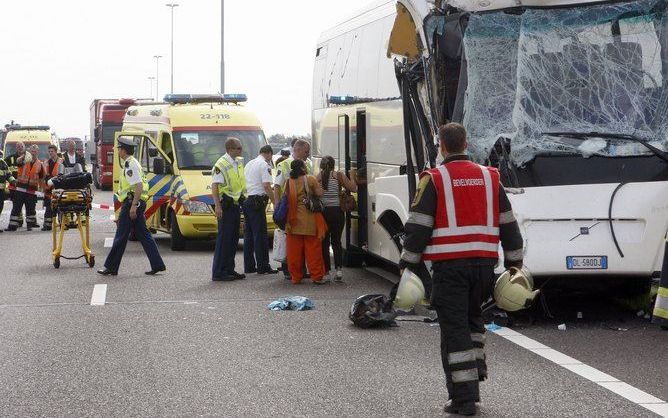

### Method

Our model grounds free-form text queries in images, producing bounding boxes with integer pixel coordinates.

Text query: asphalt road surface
[0,191,666,417]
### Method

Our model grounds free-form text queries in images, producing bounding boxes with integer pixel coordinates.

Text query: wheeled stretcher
[49,173,94,269]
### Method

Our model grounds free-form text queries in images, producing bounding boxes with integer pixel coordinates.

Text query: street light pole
[220,0,225,94]
[153,55,162,101]
[148,76,155,99]
[165,3,179,94]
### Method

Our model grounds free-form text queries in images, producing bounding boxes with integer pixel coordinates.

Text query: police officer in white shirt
[243,145,278,274]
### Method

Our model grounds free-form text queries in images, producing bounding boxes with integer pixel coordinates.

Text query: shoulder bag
[303,176,324,213]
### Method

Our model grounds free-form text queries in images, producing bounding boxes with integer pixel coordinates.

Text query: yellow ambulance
[113,94,275,250]
[2,125,58,161]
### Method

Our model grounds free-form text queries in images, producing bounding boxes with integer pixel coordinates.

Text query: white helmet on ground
[394,269,426,311]
[494,267,539,312]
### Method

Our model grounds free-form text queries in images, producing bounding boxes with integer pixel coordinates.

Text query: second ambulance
[113,94,274,250]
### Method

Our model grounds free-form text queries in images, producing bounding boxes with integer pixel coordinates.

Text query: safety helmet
[393,269,426,311]
[494,267,539,312]
[349,294,397,328]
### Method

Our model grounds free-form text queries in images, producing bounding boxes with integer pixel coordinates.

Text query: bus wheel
[170,211,186,251]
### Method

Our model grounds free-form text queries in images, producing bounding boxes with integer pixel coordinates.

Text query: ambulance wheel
[170,211,186,251]
[53,258,60,269]
[88,256,95,268]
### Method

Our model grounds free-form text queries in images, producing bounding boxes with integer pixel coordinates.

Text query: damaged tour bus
[313,0,668,293]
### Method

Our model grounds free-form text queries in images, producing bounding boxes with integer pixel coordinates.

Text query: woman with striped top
[317,156,357,282]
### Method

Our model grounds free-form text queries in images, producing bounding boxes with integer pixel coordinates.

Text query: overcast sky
[0,0,377,139]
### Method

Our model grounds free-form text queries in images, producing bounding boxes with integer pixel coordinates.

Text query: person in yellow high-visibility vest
[653,234,668,331]
[211,137,247,281]
[98,136,165,276]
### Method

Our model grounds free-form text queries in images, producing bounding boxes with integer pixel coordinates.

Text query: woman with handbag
[285,159,327,284]
[317,156,357,283]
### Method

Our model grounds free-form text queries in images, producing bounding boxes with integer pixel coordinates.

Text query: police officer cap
[117,136,138,148]
[280,147,291,157]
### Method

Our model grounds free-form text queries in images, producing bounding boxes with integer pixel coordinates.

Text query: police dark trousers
[9,191,37,229]
[212,202,241,280]
[104,200,165,272]
[431,259,494,404]
[242,196,270,273]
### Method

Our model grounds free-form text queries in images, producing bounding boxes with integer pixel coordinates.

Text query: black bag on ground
[349,294,398,328]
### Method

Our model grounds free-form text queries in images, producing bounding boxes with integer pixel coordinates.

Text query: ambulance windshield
[458,0,668,165]
[5,142,49,160]
[173,129,266,169]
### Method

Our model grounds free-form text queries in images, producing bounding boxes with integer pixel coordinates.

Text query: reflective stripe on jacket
[16,160,43,194]
[423,160,500,261]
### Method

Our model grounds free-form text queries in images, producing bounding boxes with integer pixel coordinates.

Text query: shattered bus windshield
[459,0,668,166]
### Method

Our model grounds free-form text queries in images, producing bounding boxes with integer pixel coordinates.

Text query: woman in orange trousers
[285,159,327,284]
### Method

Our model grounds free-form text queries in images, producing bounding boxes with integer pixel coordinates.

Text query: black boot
[444,400,477,416]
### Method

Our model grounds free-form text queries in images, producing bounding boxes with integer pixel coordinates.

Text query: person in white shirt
[62,139,86,172]
[242,145,278,275]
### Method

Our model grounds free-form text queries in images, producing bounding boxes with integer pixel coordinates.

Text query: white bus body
[313,0,668,287]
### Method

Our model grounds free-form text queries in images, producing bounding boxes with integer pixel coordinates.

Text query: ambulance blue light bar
[163,94,248,104]
[5,124,50,131]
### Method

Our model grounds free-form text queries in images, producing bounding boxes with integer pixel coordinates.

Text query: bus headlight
[182,200,211,214]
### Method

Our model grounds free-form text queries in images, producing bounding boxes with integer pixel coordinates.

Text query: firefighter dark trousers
[43,198,53,229]
[8,191,36,229]
[431,261,495,403]
[104,200,165,272]
[0,190,5,222]
[212,203,240,280]
[242,197,270,273]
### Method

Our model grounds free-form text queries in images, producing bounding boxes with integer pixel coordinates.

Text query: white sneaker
[334,268,343,283]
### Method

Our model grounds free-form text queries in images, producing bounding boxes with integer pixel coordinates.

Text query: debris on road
[604,325,629,332]
[268,296,314,311]
[558,324,567,331]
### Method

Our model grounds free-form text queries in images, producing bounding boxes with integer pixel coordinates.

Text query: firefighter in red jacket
[41,145,62,231]
[399,123,524,416]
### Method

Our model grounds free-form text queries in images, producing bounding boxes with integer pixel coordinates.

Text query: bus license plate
[566,256,608,270]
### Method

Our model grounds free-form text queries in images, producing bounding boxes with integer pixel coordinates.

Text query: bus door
[341,110,368,256]
[338,115,353,250]
[355,109,368,251]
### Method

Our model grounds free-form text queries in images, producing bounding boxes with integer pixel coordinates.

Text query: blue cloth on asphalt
[485,322,501,331]
[268,296,314,311]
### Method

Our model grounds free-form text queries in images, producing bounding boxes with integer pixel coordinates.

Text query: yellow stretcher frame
[51,188,95,269]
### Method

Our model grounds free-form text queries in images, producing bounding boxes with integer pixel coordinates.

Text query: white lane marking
[492,327,668,416]
[90,284,107,306]
[643,403,668,417]
[104,238,114,248]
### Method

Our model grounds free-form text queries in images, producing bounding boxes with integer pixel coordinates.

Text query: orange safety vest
[422,160,501,261]
[16,160,43,195]
[41,158,61,198]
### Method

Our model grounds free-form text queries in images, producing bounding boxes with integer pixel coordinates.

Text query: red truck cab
[90,98,149,190]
